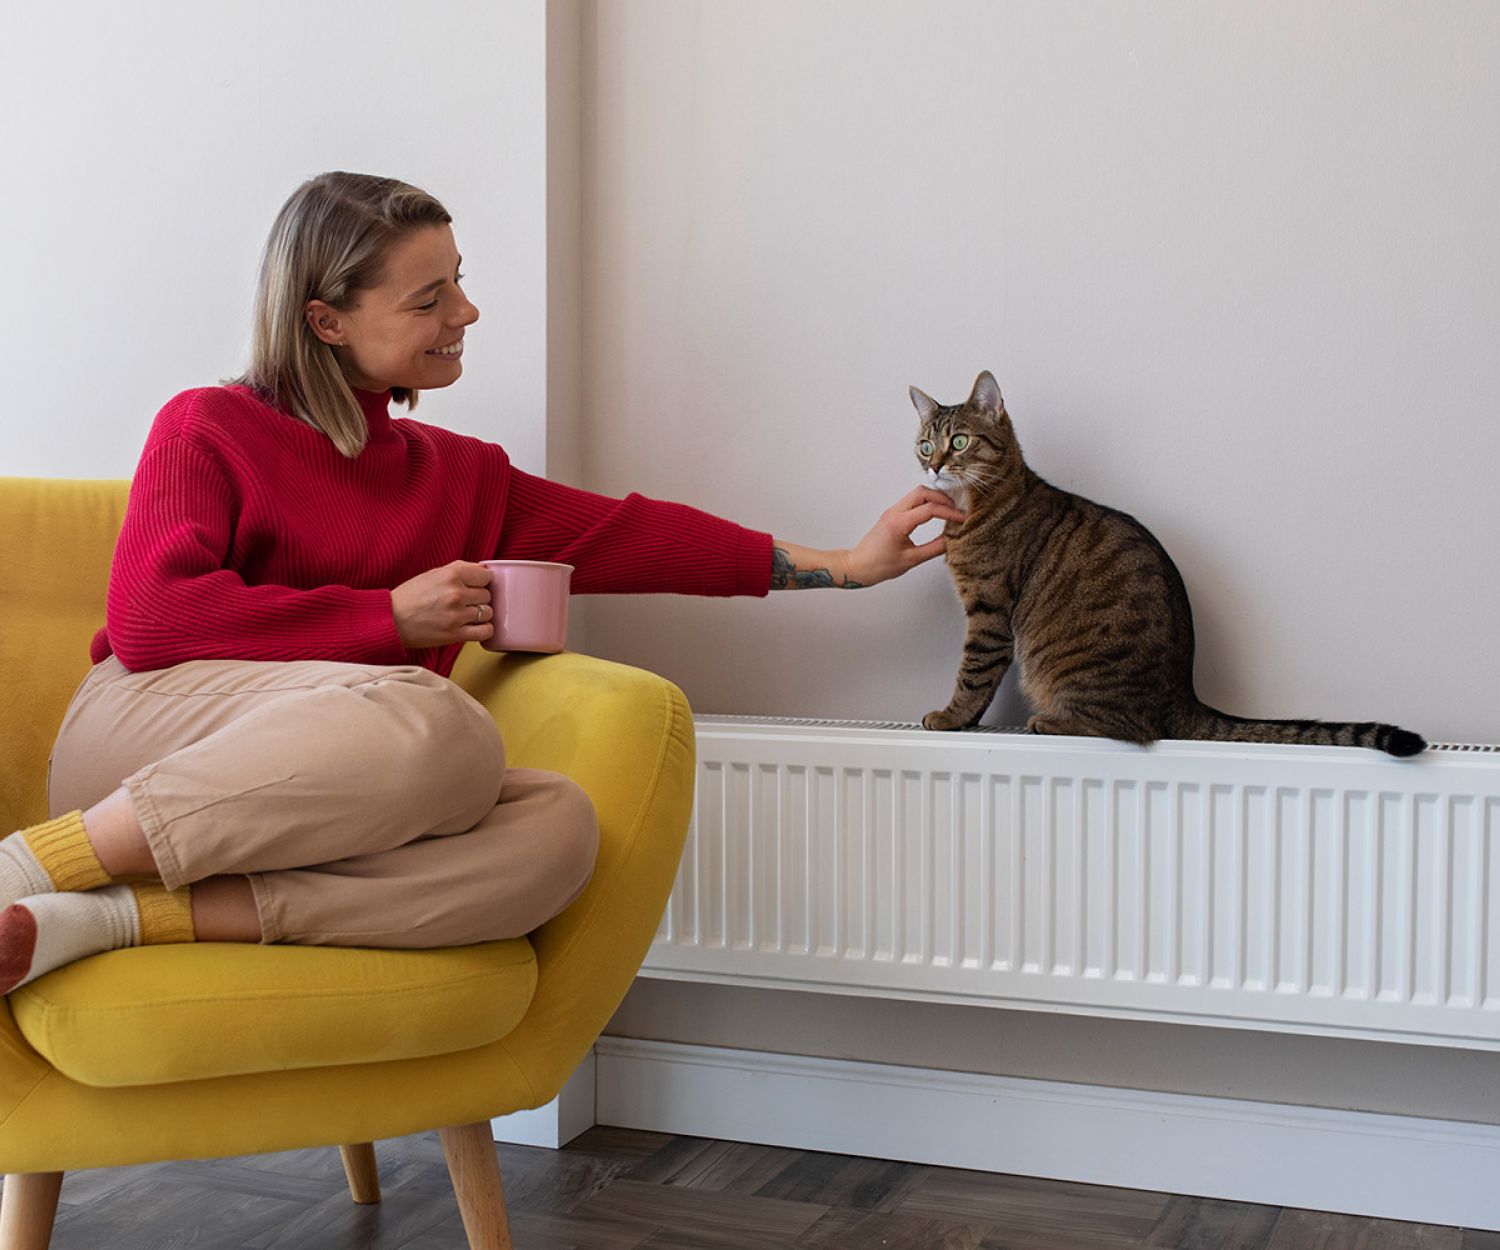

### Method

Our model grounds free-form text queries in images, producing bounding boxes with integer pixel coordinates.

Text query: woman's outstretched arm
[771,487,966,589]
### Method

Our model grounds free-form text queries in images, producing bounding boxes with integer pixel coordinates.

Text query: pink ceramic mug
[479,560,574,653]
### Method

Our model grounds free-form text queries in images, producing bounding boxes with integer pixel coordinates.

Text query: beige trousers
[46,656,598,947]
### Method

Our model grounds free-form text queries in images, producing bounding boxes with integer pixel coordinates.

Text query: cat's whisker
[955,469,1003,502]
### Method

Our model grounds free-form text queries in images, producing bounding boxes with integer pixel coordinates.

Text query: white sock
[0,887,141,995]
[0,832,55,910]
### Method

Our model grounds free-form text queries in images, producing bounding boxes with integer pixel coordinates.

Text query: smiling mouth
[426,340,464,358]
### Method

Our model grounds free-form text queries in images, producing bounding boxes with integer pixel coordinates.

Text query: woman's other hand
[391,561,495,649]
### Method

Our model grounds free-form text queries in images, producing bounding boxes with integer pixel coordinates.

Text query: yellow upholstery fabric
[0,477,129,835]
[0,477,695,1174]
[10,940,536,1087]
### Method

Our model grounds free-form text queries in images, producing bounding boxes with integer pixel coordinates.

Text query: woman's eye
[918,440,935,457]
[417,275,463,313]
[951,434,970,451]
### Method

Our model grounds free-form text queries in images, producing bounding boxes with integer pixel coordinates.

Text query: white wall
[574,2,1500,1121]
[578,0,1500,747]
[0,0,547,479]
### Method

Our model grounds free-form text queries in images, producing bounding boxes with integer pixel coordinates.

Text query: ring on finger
[473,603,484,625]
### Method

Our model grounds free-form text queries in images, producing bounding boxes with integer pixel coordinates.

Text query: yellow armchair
[0,477,695,1249]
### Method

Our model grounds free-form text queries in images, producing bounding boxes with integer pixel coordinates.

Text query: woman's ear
[304,299,347,347]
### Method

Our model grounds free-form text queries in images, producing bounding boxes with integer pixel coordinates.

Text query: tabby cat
[913,371,1425,756]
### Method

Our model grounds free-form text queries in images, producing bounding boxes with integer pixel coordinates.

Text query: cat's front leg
[923,618,1014,731]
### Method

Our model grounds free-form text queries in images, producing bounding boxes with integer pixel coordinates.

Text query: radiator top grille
[695,714,1024,735]
[691,714,1498,752]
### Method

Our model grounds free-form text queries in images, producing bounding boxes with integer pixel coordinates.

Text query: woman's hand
[771,487,966,589]
[391,561,495,649]
[844,486,967,586]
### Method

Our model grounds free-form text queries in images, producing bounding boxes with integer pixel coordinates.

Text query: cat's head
[908,370,1017,507]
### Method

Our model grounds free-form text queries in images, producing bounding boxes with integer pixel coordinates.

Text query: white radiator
[642,717,1500,1050]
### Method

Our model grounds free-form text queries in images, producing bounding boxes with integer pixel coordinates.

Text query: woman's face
[306,223,480,392]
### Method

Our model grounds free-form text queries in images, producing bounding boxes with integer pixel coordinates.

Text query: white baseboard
[593,1037,1500,1232]
[490,1049,596,1149]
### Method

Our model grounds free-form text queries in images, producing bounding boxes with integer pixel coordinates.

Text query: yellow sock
[130,882,197,945]
[21,811,112,892]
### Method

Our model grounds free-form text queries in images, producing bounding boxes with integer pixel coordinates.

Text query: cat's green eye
[951,434,970,451]
[918,440,935,457]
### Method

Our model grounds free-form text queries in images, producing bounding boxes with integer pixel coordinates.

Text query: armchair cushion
[10,937,536,1087]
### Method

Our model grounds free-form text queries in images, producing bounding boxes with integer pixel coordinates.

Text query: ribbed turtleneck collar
[353,387,395,441]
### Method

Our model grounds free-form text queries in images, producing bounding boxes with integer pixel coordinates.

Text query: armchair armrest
[450,647,694,1106]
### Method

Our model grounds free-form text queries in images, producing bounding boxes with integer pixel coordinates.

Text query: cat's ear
[909,385,941,423]
[968,371,1004,418]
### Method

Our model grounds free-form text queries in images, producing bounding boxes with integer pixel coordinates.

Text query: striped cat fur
[912,371,1425,757]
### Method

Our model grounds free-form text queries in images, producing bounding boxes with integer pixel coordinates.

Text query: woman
[0,172,964,992]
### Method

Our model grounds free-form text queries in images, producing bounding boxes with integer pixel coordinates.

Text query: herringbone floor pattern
[30,1126,1500,1249]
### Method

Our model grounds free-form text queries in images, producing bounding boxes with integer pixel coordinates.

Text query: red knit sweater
[92,385,773,677]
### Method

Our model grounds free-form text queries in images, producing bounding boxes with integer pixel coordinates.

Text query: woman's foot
[0,811,112,909]
[0,882,195,994]
[0,831,54,910]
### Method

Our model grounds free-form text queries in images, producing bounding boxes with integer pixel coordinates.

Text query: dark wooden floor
[34,1126,1500,1249]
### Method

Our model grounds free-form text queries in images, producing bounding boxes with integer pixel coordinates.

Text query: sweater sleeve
[103,435,409,671]
[499,467,773,597]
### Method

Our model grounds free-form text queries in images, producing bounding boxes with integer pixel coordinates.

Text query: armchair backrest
[0,478,130,829]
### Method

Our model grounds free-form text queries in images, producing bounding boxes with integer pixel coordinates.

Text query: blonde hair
[228,172,452,459]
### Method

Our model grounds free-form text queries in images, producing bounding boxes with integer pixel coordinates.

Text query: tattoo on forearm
[771,546,865,590]
[770,547,805,588]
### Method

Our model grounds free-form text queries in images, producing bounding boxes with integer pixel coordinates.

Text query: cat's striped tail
[1181,704,1427,757]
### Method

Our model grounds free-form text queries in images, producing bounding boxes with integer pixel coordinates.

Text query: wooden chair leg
[0,1172,64,1250]
[438,1122,513,1250]
[337,1143,381,1204]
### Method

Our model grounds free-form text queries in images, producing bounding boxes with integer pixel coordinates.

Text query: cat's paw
[922,709,966,732]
